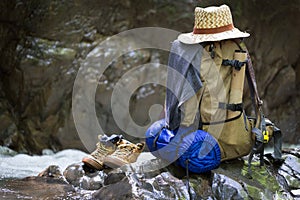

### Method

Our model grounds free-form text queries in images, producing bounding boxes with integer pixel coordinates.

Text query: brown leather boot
[103,142,145,168]
[82,135,123,170]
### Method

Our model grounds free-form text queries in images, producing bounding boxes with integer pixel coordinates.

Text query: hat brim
[178,28,250,44]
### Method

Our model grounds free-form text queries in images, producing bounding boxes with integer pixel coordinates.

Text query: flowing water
[0,149,89,199]
[0,149,88,179]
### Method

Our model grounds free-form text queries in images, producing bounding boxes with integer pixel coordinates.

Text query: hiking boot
[82,134,124,170]
[103,142,145,168]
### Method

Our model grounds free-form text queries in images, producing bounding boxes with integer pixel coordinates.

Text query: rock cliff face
[0,0,299,153]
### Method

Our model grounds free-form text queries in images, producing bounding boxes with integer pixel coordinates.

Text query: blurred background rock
[0,0,299,154]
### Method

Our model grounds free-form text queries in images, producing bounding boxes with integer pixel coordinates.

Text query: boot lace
[113,144,136,158]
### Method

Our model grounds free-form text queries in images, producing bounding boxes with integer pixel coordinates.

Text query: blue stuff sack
[145,119,221,173]
[145,119,174,157]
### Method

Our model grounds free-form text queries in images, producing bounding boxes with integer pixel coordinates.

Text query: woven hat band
[193,23,234,34]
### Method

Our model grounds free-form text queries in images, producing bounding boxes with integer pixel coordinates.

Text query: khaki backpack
[181,39,282,168]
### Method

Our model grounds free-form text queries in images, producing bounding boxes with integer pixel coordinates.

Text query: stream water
[0,149,88,179]
[0,148,89,199]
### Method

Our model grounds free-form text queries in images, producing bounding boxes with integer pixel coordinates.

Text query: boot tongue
[99,135,123,148]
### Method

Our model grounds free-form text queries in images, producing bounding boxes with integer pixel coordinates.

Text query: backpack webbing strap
[218,102,243,112]
[202,111,242,126]
[222,59,247,70]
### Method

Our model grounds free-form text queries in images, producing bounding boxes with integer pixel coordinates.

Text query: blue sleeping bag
[145,119,221,173]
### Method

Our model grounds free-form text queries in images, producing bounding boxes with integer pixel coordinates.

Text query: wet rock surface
[0,177,75,200]
[0,166,75,199]
[1,148,299,199]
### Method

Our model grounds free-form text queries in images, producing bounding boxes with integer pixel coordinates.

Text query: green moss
[246,184,264,200]
[242,164,280,193]
[178,197,187,200]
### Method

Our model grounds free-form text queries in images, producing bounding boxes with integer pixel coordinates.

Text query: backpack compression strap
[245,50,263,107]
[245,49,268,177]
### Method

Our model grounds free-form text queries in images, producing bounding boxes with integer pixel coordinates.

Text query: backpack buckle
[263,130,269,143]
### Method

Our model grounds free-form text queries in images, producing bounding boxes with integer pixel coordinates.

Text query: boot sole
[82,156,104,170]
[103,156,128,169]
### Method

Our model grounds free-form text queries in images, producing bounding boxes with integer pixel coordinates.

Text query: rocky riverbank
[1,147,299,199]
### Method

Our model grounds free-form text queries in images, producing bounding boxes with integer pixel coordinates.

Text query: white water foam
[0,149,88,179]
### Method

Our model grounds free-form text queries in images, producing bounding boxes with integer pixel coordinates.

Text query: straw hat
[178,5,250,44]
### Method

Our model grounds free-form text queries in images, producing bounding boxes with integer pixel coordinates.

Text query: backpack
[145,39,283,175]
[198,40,283,171]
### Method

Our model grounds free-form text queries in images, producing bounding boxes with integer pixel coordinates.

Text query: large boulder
[0,0,299,153]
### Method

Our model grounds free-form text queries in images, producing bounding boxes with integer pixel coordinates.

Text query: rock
[1,148,299,199]
[291,189,300,198]
[38,165,64,180]
[212,173,248,199]
[92,177,134,200]
[0,99,20,150]
[0,145,18,156]
[103,169,126,185]
[80,149,300,199]
[42,149,54,155]
[283,148,300,158]
[188,173,213,199]
[0,0,299,154]
[64,163,85,186]
[0,177,75,199]
[144,172,191,199]
[63,162,106,190]
[0,165,74,199]
[81,175,103,191]
[277,154,300,190]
